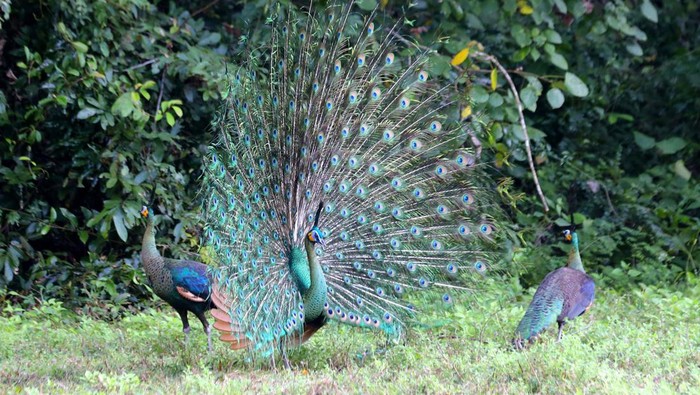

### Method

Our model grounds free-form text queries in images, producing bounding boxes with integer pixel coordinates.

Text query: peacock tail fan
[200,2,503,358]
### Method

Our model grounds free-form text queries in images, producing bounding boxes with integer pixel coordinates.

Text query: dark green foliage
[0,0,698,313]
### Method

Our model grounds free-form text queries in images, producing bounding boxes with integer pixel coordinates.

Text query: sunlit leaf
[461,106,472,120]
[519,4,533,15]
[451,48,470,66]
[490,69,498,91]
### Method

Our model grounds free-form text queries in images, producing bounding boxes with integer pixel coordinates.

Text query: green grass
[1,283,699,394]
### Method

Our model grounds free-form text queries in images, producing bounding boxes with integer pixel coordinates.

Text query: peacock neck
[288,240,327,322]
[141,217,163,275]
[567,233,585,272]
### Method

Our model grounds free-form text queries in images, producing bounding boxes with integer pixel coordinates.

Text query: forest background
[0,0,698,392]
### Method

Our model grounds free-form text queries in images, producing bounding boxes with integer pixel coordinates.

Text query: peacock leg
[195,312,212,352]
[282,348,291,370]
[178,310,191,344]
[556,321,565,342]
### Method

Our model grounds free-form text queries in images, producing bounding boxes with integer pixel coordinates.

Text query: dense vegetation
[0,0,697,325]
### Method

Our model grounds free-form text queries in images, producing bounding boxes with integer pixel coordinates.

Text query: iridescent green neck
[567,232,584,272]
[289,240,327,322]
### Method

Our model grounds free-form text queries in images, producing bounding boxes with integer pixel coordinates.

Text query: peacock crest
[200,2,503,357]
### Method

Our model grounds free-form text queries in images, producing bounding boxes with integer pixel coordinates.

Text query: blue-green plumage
[202,3,503,359]
[514,226,595,349]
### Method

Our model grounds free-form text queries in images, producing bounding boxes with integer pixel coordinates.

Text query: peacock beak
[565,234,572,241]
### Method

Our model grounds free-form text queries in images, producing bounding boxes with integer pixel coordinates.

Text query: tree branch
[472,51,549,212]
[192,0,221,18]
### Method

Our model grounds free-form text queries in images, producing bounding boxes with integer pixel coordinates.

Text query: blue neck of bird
[567,233,584,272]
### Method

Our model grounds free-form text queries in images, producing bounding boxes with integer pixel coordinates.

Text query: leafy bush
[0,0,697,312]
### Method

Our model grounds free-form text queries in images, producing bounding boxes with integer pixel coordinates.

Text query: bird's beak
[565,234,572,241]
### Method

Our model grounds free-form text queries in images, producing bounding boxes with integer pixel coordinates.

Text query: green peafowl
[200,3,503,358]
[140,206,217,351]
[513,219,595,350]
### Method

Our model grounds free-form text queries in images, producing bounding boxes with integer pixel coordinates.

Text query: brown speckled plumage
[140,207,216,351]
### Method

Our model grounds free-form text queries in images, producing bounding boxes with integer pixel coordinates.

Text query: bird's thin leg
[178,310,191,345]
[196,312,212,352]
[556,321,565,342]
[282,348,291,370]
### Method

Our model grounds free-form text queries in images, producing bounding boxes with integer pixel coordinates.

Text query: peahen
[140,206,217,351]
[513,219,595,349]
[200,3,502,358]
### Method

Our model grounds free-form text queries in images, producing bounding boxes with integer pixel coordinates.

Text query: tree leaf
[76,107,99,120]
[564,72,589,97]
[356,0,377,11]
[488,92,504,107]
[674,160,691,181]
[656,137,687,155]
[79,230,89,244]
[4,259,13,282]
[166,112,175,127]
[641,0,658,23]
[549,52,568,70]
[626,42,643,56]
[71,41,88,53]
[470,86,489,103]
[546,88,565,109]
[460,105,472,120]
[490,69,498,91]
[520,86,538,112]
[518,4,533,15]
[450,48,470,66]
[113,211,128,242]
[553,0,567,13]
[544,30,562,44]
[633,131,655,150]
[111,93,135,117]
[510,24,531,47]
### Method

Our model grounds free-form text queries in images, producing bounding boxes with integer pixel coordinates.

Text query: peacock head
[563,228,574,241]
[307,226,326,248]
[140,206,151,219]
[306,201,326,248]
[562,214,578,243]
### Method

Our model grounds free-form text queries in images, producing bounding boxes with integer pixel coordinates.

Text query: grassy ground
[1,283,698,394]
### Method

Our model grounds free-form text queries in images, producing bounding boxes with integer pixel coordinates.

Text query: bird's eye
[563,229,571,236]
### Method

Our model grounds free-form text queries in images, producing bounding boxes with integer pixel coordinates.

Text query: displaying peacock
[140,206,217,351]
[513,218,595,349]
[200,3,503,358]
